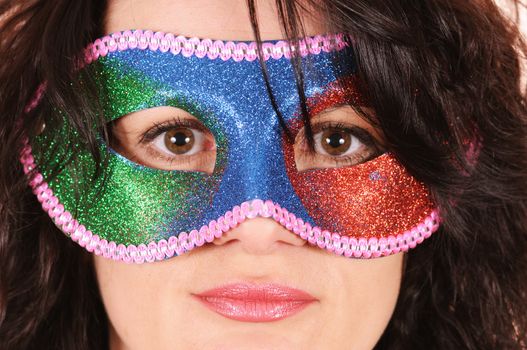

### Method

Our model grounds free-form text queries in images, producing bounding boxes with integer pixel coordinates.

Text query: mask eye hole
[109,106,217,174]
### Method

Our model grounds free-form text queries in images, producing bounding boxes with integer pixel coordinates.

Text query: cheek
[93,256,192,349]
[319,253,404,349]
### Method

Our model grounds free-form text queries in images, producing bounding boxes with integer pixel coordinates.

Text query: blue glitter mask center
[86,35,356,238]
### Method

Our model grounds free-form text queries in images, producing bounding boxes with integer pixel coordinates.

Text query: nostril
[222,238,240,246]
[211,231,239,246]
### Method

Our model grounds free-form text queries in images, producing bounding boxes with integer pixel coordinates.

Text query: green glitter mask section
[31,57,228,245]
[90,56,160,120]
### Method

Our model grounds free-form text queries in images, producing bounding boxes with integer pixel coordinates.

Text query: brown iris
[321,129,351,155]
[164,128,194,154]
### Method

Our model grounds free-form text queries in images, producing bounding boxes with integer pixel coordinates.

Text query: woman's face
[95,1,404,349]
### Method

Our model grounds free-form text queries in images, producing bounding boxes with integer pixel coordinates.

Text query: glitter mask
[21,30,440,263]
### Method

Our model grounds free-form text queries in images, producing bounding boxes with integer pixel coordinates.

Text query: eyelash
[139,116,208,145]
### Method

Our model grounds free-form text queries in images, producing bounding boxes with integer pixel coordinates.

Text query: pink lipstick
[194,283,317,322]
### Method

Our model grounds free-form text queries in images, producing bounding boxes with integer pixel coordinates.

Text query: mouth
[192,283,318,322]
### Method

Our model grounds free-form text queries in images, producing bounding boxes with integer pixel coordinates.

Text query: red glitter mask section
[284,149,435,238]
[283,76,436,239]
[308,75,370,116]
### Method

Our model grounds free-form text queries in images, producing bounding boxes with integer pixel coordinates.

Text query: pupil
[326,133,345,148]
[170,133,190,146]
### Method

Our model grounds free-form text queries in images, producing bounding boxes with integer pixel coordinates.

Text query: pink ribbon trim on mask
[83,29,349,63]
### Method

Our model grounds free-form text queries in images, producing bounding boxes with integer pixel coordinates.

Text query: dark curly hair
[1,0,526,349]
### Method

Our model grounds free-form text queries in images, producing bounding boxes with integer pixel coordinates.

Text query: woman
[1,0,526,349]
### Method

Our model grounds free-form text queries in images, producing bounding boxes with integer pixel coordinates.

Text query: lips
[193,283,318,322]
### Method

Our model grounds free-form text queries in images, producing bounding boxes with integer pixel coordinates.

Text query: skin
[95,1,404,349]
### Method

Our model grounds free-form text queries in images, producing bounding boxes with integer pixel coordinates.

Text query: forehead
[88,33,357,122]
[105,0,325,41]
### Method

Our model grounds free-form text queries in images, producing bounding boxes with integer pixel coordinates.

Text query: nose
[212,217,307,255]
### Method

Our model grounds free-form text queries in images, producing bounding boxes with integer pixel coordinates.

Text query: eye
[294,121,383,172]
[110,108,217,174]
[139,118,216,173]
